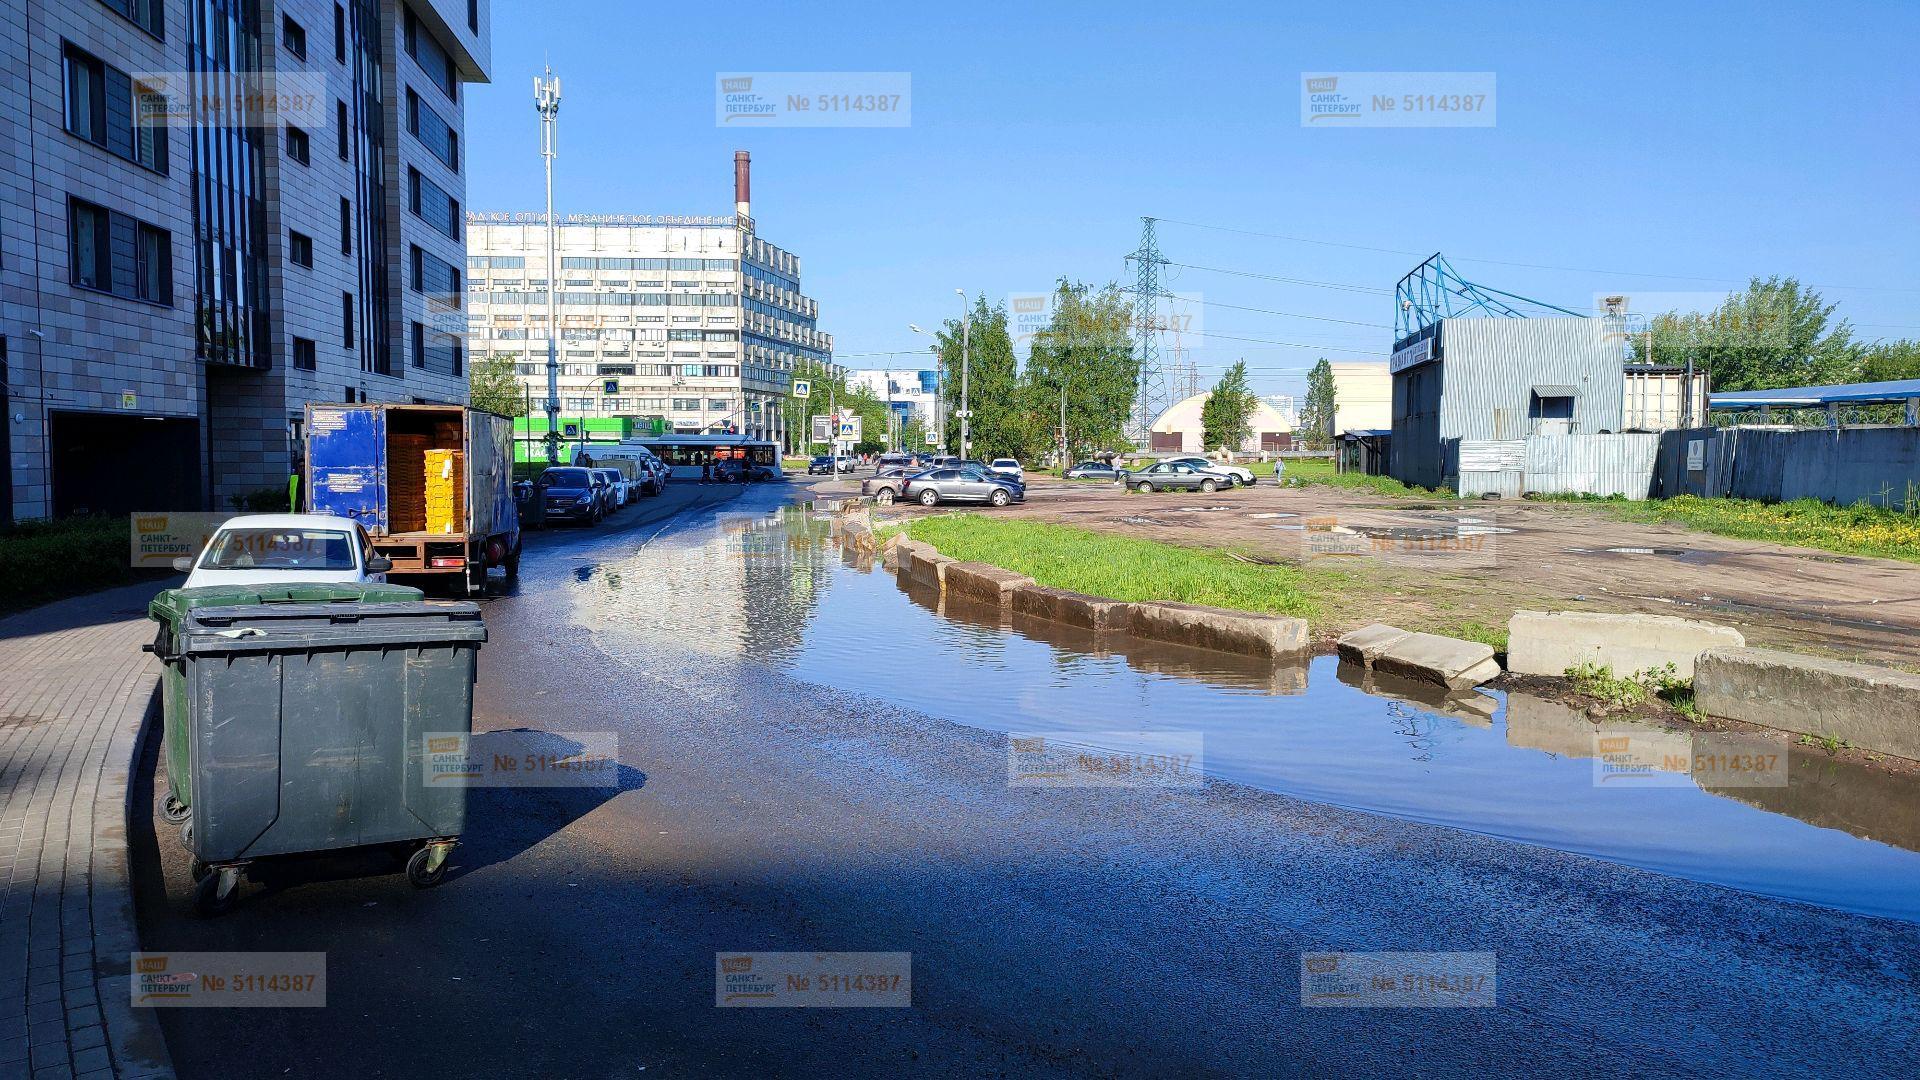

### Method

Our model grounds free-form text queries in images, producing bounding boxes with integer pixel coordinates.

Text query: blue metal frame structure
[1394,253,1586,342]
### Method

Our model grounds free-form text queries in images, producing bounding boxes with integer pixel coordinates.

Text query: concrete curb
[1128,602,1310,659]
[1695,647,1920,762]
[1009,585,1134,632]
[1507,610,1744,680]
[942,563,1034,608]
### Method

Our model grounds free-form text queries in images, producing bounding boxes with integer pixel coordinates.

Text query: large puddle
[580,499,1920,924]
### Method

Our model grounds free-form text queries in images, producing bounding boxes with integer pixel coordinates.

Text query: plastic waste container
[146,583,486,915]
[148,582,427,824]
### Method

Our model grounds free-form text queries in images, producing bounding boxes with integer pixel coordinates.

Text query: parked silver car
[1118,460,1234,493]
[861,466,916,505]
[1163,455,1255,486]
[898,466,1025,507]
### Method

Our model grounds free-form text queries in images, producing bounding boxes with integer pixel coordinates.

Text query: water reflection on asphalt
[578,498,1920,923]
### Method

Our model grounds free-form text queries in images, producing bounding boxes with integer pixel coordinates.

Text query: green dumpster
[146,583,485,914]
[148,582,426,822]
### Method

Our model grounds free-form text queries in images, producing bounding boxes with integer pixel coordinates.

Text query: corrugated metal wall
[1524,433,1660,498]
[1439,319,1626,440]
[1655,427,1920,509]
[1392,318,1626,490]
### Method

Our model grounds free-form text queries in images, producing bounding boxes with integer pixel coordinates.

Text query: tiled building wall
[3,0,199,520]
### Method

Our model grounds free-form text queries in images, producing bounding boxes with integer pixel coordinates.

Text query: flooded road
[138,484,1920,1078]
[588,497,1920,924]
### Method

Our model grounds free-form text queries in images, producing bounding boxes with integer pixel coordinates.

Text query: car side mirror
[366,555,393,573]
[172,557,193,573]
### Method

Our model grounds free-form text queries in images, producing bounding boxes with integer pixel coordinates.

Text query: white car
[1165,456,1254,486]
[988,458,1024,482]
[176,514,390,589]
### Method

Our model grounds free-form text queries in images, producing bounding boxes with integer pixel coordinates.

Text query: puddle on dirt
[580,498,1920,923]
[1347,524,1518,540]
[1603,546,1690,556]
[1249,512,1298,520]
[1168,506,1235,513]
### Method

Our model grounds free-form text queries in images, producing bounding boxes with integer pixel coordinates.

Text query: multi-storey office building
[1,0,489,522]
[465,152,832,443]
[847,368,938,427]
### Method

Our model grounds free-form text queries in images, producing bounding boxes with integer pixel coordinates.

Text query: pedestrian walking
[700,459,712,485]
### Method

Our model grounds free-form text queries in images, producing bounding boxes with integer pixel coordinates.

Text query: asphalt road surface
[133,480,1920,1078]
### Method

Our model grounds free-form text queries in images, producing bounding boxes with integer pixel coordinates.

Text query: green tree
[1024,279,1138,463]
[933,296,1037,461]
[1299,358,1336,449]
[468,355,528,417]
[1199,360,1257,453]
[1860,340,1920,382]
[1638,277,1863,391]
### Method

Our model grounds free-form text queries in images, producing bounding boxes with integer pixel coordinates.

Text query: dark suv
[539,467,602,525]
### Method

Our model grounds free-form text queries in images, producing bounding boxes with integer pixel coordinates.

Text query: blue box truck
[305,404,521,596]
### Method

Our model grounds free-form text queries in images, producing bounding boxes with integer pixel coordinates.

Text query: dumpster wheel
[193,866,241,917]
[161,794,190,824]
[407,842,453,889]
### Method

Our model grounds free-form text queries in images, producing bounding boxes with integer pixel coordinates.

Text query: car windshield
[541,469,592,487]
[199,528,356,571]
[992,460,1017,468]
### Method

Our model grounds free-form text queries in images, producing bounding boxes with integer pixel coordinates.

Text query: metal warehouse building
[1390,318,1624,490]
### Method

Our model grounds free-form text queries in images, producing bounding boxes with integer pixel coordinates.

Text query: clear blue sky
[465,0,1920,400]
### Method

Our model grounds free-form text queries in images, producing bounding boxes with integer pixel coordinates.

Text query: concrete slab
[943,562,1035,607]
[1374,630,1502,691]
[1010,584,1134,632]
[1127,602,1309,659]
[1336,623,1501,690]
[1508,610,1744,680]
[1695,648,1920,762]
[1335,623,1412,668]
[904,543,953,590]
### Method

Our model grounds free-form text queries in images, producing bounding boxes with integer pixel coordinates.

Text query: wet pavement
[134,483,1920,1077]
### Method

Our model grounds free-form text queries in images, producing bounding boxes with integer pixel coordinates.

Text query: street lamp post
[956,289,970,462]
[534,68,562,462]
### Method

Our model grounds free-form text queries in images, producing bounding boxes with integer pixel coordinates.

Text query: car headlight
[575,495,593,505]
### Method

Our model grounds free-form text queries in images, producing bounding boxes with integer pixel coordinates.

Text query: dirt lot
[818,474,1920,668]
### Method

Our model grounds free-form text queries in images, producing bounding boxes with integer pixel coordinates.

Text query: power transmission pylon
[1125,216,1172,444]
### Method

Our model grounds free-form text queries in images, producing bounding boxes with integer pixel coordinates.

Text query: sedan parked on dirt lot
[1163,456,1256,486]
[988,458,1024,482]
[1119,460,1235,493]
[1065,460,1121,481]
[861,466,917,505]
[899,466,1025,507]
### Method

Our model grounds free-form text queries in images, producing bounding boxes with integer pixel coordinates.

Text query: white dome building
[1146,393,1295,454]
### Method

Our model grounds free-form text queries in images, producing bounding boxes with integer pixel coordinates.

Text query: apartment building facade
[465,153,832,444]
[0,0,489,523]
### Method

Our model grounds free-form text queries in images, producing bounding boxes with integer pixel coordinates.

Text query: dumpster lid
[150,582,425,625]
[178,600,485,654]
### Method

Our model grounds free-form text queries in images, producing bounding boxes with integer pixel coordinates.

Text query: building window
[342,292,355,347]
[99,0,164,39]
[289,230,313,267]
[411,322,424,368]
[468,0,479,33]
[68,196,171,305]
[336,100,349,159]
[62,43,168,174]
[334,3,346,63]
[403,7,459,101]
[286,124,310,164]
[410,245,462,305]
[282,15,307,59]
[69,199,109,291]
[404,89,459,172]
[407,167,460,238]
[293,336,317,370]
[339,197,352,254]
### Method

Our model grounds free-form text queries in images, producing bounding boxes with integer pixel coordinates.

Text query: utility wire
[1156,217,1920,297]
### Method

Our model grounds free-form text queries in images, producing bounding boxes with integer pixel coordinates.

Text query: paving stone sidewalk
[0,583,175,1080]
